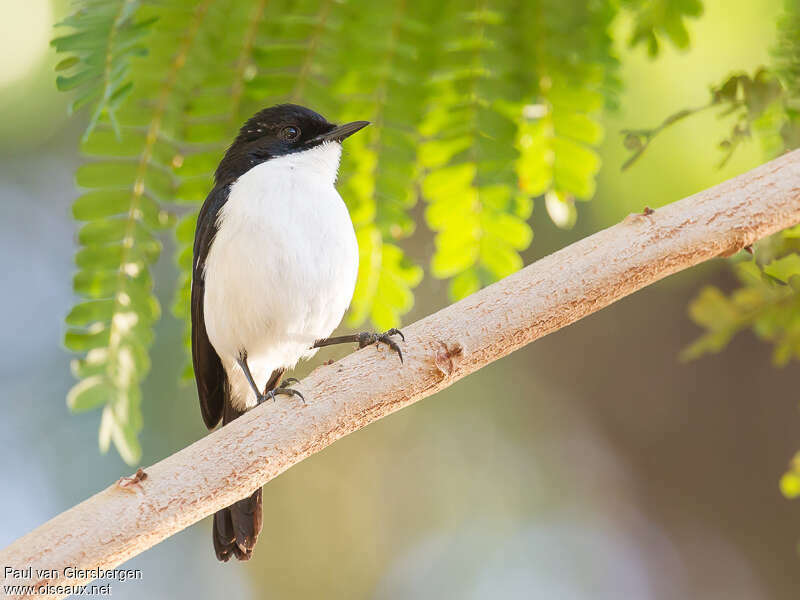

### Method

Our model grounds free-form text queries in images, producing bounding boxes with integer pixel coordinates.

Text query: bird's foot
[312,329,405,362]
[257,378,305,405]
[356,328,405,363]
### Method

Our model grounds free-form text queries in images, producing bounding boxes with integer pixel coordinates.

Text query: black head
[214,104,369,185]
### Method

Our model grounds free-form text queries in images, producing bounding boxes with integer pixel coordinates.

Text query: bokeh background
[2,0,799,598]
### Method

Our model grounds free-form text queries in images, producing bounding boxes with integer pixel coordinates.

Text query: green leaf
[55,56,79,71]
[56,69,99,91]
[73,190,132,220]
[763,254,800,283]
[66,299,116,326]
[65,326,111,352]
[624,0,702,56]
[75,161,173,199]
[77,217,152,246]
[81,129,148,157]
[73,190,171,228]
[67,376,115,413]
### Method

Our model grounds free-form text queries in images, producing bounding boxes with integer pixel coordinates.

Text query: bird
[191,104,404,562]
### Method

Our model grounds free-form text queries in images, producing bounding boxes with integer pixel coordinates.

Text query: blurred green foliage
[622,0,703,56]
[623,68,789,170]
[51,0,795,468]
[622,0,800,500]
[682,252,800,364]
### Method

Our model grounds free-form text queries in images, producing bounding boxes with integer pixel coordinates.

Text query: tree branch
[3,150,800,597]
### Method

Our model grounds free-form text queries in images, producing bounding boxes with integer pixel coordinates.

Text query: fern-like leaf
[246,0,343,114]
[513,0,617,229]
[52,0,156,137]
[419,0,533,301]
[334,0,429,327]
[61,0,216,464]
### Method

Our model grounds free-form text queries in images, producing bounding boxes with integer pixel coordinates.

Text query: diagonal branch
[3,150,800,598]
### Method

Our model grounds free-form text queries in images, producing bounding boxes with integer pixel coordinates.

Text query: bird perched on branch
[191,104,404,561]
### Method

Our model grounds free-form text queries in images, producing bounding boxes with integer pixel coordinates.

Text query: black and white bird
[191,104,403,561]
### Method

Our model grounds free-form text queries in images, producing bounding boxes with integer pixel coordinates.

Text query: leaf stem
[86,0,139,139]
[290,0,334,103]
[106,0,214,389]
[230,0,268,121]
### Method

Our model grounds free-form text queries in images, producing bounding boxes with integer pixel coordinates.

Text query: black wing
[192,184,230,429]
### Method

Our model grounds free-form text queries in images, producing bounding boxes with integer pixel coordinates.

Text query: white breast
[203,142,359,410]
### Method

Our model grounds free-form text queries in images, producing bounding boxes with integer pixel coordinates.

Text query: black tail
[213,488,263,561]
[212,368,284,562]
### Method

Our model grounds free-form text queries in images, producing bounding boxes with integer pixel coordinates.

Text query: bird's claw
[257,381,305,405]
[357,328,404,363]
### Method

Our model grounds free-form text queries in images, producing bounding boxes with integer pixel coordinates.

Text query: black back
[191,183,229,429]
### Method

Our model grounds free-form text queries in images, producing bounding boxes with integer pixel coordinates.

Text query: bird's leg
[236,355,262,401]
[313,328,405,363]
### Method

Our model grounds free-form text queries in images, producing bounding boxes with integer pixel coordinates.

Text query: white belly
[203,144,359,409]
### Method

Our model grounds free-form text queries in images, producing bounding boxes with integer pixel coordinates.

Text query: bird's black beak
[305,121,370,145]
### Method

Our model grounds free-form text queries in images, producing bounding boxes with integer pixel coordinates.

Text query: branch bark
[3,150,800,598]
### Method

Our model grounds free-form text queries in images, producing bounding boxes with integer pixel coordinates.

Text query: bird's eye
[280,126,300,141]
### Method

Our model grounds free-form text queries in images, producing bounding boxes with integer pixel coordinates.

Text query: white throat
[261,141,343,186]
